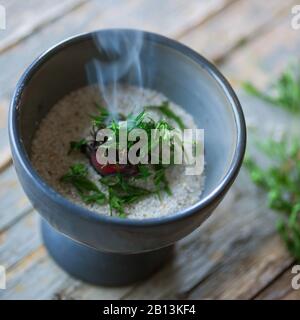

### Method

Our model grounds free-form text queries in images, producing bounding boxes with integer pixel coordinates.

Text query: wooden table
[0,0,299,300]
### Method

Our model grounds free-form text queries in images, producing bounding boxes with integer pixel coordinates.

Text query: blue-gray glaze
[9,29,246,285]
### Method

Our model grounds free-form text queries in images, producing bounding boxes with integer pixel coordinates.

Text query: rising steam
[86,30,147,116]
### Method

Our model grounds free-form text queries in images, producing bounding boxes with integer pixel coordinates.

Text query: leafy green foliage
[153,164,172,197]
[146,101,186,130]
[243,61,300,113]
[100,174,153,216]
[245,140,300,260]
[90,102,111,128]
[61,104,186,217]
[244,61,300,260]
[68,139,87,155]
[60,164,106,205]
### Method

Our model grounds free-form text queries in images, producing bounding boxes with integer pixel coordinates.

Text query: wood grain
[184,11,300,299]
[121,171,292,299]
[0,0,87,53]
[0,210,132,300]
[179,0,296,63]
[0,0,298,300]
[255,267,300,300]
[0,0,234,100]
[0,166,31,231]
[0,210,39,270]
[222,16,300,88]
[0,98,11,171]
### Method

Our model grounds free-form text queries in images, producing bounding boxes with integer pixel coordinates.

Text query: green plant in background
[243,60,300,113]
[244,61,300,261]
[244,139,300,260]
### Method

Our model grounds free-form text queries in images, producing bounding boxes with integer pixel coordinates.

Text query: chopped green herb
[146,101,186,130]
[60,164,106,206]
[68,139,87,155]
[137,164,151,179]
[61,101,185,217]
[153,164,172,197]
[90,103,110,128]
[101,174,153,216]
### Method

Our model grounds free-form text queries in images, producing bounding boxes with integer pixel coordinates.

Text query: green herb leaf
[61,164,107,206]
[245,137,300,260]
[100,174,153,216]
[90,103,110,128]
[243,61,300,113]
[153,164,172,198]
[146,101,186,130]
[68,139,87,155]
[63,102,184,218]
[137,164,151,179]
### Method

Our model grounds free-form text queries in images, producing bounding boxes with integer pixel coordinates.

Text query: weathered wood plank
[222,16,300,89]
[182,12,300,299]
[0,0,87,53]
[0,97,11,171]
[52,278,132,300]
[186,235,292,299]
[179,0,296,63]
[0,166,31,231]
[255,267,300,300]
[121,171,292,299]
[0,211,132,300]
[0,246,70,300]
[0,209,39,270]
[0,0,234,100]
[1,1,298,300]
[0,249,132,300]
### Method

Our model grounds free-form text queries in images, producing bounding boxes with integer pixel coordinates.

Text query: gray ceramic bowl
[9,29,246,285]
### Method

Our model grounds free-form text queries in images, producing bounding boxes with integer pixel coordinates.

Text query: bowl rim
[9,28,246,227]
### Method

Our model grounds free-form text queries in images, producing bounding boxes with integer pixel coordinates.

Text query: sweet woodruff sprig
[244,61,300,261]
[61,101,185,217]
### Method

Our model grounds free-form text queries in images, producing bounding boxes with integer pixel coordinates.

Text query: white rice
[31,85,204,219]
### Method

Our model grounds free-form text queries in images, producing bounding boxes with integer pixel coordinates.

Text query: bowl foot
[41,219,174,286]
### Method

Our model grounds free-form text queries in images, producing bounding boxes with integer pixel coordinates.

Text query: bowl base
[41,219,174,286]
